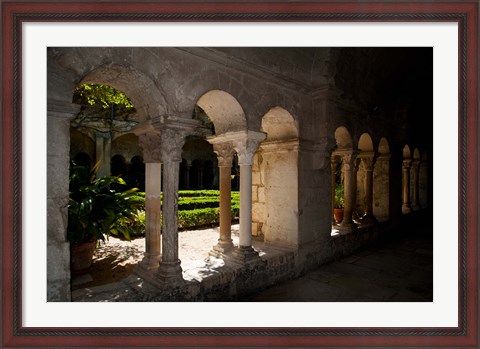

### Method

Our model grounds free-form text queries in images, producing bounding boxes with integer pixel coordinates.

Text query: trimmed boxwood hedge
[133,190,240,233]
[178,203,240,229]
[177,190,239,229]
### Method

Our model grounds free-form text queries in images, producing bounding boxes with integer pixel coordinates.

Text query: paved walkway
[72,211,432,302]
[242,213,433,302]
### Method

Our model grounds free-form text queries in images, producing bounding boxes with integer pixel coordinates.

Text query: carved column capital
[212,143,235,167]
[341,152,359,172]
[234,132,266,166]
[411,159,421,170]
[160,127,189,163]
[359,154,376,172]
[402,159,412,170]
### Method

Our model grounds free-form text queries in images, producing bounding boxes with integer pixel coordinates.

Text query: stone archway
[197,90,266,263]
[47,63,167,301]
[259,107,300,248]
[331,126,357,234]
[79,64,167,123]
[355,133,376,225]
[197,90,247,134]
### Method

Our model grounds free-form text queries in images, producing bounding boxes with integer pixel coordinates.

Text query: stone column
[157,127,191,284]
[411,160,421,210]
[402,159,412,214]
[232,131,266,263]
[330,156,339,224]
[359,154,377,225]
[338,151,358,233]
[136,133,163,270]
[211,143,235,255]
[47,99,80,301]
[95,131,111,177]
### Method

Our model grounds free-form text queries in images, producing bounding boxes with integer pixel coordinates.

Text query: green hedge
[178,203,240,229]
[130,190,240,232]
[176,190,239,228]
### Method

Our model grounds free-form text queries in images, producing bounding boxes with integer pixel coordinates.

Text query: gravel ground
[72,225,239,290]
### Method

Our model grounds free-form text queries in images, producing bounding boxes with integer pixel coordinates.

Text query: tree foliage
[73,83,135,112]
[72,83,137,132]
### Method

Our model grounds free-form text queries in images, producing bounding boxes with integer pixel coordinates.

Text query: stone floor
[72,211,433,302]
[241,232,433,302]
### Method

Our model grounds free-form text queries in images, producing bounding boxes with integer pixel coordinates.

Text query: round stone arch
[258,107,300,247]
[196,90,248,134]
[403,144,412,159]
[334,126,353,149]
[378,137,390,155]
[78,64,168,123]
[355,133,374,217]
[261,106,299,141]
[413,148,421,160]
[357,133,374,152]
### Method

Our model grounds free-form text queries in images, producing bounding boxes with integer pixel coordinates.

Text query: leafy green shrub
[67,162,145,244]
[178,203,240,229]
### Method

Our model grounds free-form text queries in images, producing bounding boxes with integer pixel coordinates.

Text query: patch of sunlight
[183,256,225,282]
[331,226,341,237]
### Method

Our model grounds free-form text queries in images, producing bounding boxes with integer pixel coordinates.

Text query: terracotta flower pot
[70,241,96,274]
[333,208,344,223]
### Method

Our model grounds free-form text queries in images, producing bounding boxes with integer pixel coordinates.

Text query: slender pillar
[157,127,192,284]
[351,157,360,222]
[411,160,421,210]
[402,159,412,214]
[338,151,358,233]
[239,163,253,248]
[331,157,339,224]
[231,132,266,263]
[141,163,162,268]
[211,143,235,255]
[136,133,163,271]
[360,155,377,225]
[95,131,111,177]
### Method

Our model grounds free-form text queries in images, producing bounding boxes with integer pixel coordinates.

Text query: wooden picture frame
[2,1,478,347]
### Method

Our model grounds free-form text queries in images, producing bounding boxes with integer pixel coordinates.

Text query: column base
[209,239,234,258]
[138,253,161,270]
[156,260,184,285]
[402,205,412,214]
[336,222,356,235]
[134,254,161,281]
[229,246,263,265]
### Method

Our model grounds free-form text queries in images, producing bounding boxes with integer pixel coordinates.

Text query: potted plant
[333,183,345,223]
[67,161,145,273]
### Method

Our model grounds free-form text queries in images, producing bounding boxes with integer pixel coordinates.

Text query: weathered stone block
[252,171,261,185]
[252,185,258,202]
[258,187,266,203]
